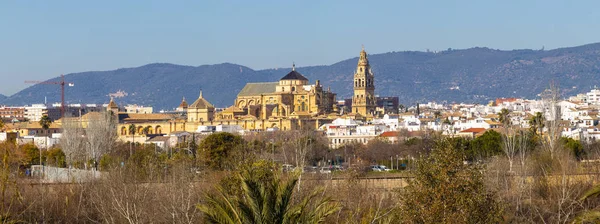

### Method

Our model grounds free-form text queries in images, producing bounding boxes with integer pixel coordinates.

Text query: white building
[125,105,153,114]
[372,114,400,131]
[320,118,386,148]
[24,104,48,121]
[586,88,600,105]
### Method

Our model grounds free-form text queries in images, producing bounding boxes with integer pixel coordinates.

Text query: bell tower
[352,46,376,116]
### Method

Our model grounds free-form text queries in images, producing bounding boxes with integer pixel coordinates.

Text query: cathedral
[113,47,377,138]
[221,63,337,121]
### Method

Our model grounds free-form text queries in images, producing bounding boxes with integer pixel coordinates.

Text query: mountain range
[3,43,600,110]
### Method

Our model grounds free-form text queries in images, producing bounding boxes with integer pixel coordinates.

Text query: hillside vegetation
[3,43,600,109]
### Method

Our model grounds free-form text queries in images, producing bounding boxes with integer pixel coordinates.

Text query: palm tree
[197,167,340,224]
[529,112,545,136]
[498,108,510,126]
[39,114,52,166]
[433,111,441,121]
[574,185,600,223]
[142,126,150,136]
[128,124,136,156]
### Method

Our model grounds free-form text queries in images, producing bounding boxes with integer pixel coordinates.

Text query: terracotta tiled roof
[121,113,172,121]
[178,97,188,108]
[379,131,399,137]
[222,106,244,113]
[484,114,499,119]
[485,120,501,125]
[460,128,486,133]
[189,92,214,109]
[17,122,61,129]
[107,98,118,108]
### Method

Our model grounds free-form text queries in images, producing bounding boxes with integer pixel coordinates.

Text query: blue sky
[1,0,599,96]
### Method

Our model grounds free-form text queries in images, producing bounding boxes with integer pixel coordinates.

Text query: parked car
[319,167,332,174]
[332,165,345,171]
[371,165,382,172]
[378,165,392,172]
[371,165,391,172]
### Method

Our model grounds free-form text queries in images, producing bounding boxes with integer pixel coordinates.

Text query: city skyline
[2,1,600,96]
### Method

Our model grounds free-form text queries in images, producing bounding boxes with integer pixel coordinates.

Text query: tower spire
[352,45,375,117]
[292,62,295,71]
[199,90,203,98]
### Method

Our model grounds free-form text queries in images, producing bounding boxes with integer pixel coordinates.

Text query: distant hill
[0,94,5,101]
[3,43,600,109]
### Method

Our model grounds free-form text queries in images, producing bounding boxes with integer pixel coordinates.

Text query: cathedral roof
[189,91,214,109]
[238,82,278,97]
[280,70,308,81]
[280,63,308,81]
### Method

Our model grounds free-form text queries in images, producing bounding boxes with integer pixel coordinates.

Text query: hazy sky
[1,0,599,96]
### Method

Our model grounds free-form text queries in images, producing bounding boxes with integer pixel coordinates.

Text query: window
[292,87,295,91]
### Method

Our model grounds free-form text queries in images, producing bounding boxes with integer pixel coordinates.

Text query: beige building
[230,64,337,121]
[187,91,214,122]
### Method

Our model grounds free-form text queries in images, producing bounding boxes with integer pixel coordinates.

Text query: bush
[397,139,504,223]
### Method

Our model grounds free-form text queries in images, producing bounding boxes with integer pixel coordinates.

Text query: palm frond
[580,184,600,201]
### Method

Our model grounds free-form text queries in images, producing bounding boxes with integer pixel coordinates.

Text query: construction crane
[25,74,74,118]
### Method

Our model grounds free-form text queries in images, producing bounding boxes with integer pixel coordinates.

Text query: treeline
[2,127,600,223]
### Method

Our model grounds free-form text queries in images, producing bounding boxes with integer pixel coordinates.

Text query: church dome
[280,63,308,81]
[189,91,214,109]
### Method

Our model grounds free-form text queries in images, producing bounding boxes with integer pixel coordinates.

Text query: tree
[497,109,525,173]
[575,185,600,223]
[539,81,562,159]
[128,123,136,156]
[469,130,502,160]
[529,112,545,136]
[39,114,52,134]
[60,115,86,166]
[38,114,52,165]
[85,112,117,170]
[20,143,40,166]
[433,111,441,120]
[398,139,504,223]
[498,108,510,125]
[142,126,150,136]
[199,132,245,170]
[561,137,584,160]
[44,148,66,167]
[197,161,340,224]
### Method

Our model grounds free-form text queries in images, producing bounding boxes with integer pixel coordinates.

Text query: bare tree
[60,115,86,166]
[85,112,117,170]
[499,108,519,173]
[539,81,562,159]
[287,129,318,192]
